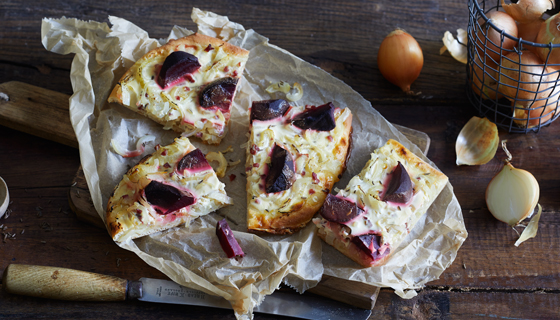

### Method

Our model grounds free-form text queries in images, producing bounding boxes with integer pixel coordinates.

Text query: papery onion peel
[514,204,542,246]
[456,116,499,166]
[501,0,554,24]
[441,29,468,64]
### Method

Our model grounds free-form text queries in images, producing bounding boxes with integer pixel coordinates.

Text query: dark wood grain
[2,0,560,318]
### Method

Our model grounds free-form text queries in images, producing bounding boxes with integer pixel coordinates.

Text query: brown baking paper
[42,8,467,319]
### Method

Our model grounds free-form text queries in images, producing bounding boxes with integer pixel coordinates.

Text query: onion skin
[501,0,554,24]
[473,11,518,68]
[498,50,553,101]
[456,116,499,166]
[377,29,423,94]
[535,13,560,66]
[518,19,545,44]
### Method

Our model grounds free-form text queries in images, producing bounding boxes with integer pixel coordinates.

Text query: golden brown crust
[247,110,354,235]
[316,224,392,268]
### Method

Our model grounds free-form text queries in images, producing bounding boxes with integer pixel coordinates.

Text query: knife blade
[2,264,372,320]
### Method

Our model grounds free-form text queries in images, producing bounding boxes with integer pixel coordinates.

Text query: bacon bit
[224,66,229,72]
[327,135,334,142]
[238,62,242,66]
[302,170,306,176]
[232,70,238,77]
[154,144,161,151]
[145,93,149,98]
[255,198,260,204]
[185,74,195,83]
[163,163,171,168]
[229,174,236,181]
[176,96,181,100]
[121,194,129,199]
[309,189,316,194]
[253,163,260,168]
[161,149,167,156]
[135,209,143,222]
[246,166,252,172]
[205,44,214,52]
[250,144,260,155]
[312,172,319,184]
[184,87,190,91]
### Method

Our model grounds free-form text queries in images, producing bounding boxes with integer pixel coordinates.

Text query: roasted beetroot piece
[216,219,244,258]
[157,51,201,89]
[291,102,336,131]
[199,77,238,111]
[177,149,211,174]
[351,233,390,260]
[382,161,413,204]
[319,194,364,223]
[265,145,295,193]
[144,181,195,215]
[250,99,290,123]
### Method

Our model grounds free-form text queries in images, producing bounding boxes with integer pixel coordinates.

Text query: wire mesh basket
[467,0,560,133]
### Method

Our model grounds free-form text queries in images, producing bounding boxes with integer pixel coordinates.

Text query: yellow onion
[518,19,545,44]
[377,29,423,94]
[456,116,499,166]
[470,55,502,100]
[206,151,228,178]
[501,0,553,24]
[473,11,518,68]
[486,140,540,227]
[512,85,560,128]
[535,13,560,67]
[499,50,553,101]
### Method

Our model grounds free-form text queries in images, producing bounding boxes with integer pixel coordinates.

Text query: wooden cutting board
[0,80,431,310]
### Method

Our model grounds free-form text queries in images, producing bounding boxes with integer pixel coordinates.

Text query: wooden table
[1,0,559,319]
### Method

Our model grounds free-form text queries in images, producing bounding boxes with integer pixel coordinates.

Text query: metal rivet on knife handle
[2,264,128,301]
[127,280,143,300]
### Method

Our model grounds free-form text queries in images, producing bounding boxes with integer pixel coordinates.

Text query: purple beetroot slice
[216,219,244,258]
[351,233,390,260]
[291,102,336,131]
[144,180,195,215]
[382,161,413,204]
[199,77,238,111]
[265,144,295,193]
[319,194,364,223]
[250,99,290,123]
[157,51,201,89]
[177,149,211,174]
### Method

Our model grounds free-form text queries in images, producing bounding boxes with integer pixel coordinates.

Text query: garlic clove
[486,161,540,227]
[456,116,499,166]
[515,204,542,247]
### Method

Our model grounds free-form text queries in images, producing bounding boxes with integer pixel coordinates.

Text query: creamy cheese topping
[246,107,352,222]
[119,44,247,144]
[109,137,232,241]
[331,142,446,250]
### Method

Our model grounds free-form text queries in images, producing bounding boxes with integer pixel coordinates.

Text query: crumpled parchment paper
[41,8,467,319]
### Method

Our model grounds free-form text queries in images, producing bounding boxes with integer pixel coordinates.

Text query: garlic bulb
[485,140,540,227]
[456,116,499,166]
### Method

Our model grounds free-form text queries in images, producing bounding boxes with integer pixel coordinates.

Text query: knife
[1,264,372,320]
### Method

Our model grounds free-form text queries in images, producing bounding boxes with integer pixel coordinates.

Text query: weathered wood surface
[1,0,560,319]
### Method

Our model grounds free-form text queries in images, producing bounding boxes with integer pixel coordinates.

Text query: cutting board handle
[2,264,140,301]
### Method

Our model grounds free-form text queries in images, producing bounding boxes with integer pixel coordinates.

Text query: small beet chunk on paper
[177,149,211,173]
[157,51,201,89]
[291,102,336,131]
[382,161,413,204]
[351,233,390,260]
[144,181,195,215]
[265,144,295,193]
[216,219,244,258]
[199,77,238,111]
[319,194,364,223]
[250,99,290,123]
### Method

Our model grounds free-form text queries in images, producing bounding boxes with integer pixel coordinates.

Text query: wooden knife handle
[2,264,135,301]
